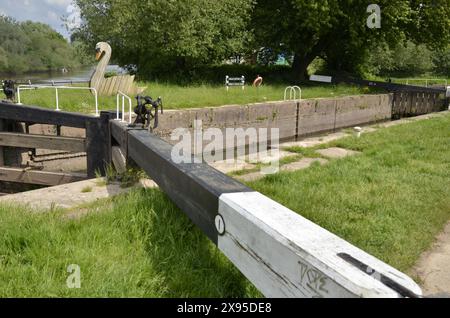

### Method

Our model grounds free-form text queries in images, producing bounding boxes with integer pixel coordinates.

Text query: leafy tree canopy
[73,0,254,77]
[0,15,89,74]
[71,0,450,80]
[252,0,450,79]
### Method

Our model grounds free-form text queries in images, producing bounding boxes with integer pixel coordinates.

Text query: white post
[116,94,120,120]
[55,87,60,111]
[17,87,22,105]
[226,76,229,91]
[93,89,99,117]
[122,95,125,122]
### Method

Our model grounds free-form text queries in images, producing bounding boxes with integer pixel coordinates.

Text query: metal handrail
[405,79,448,88]
[17,85,99,116]
[116,91,133,124]
[284,86,302,101]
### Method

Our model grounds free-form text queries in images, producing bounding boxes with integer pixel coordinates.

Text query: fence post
[86,111,113,177]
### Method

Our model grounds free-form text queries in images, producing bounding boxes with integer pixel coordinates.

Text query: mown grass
[247,113,450,272]
[17,82,367,114]
[0,189,261,297]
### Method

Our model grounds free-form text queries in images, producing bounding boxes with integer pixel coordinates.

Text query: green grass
[17,82,367,114]
[247,113,450,272]
[81,186,92,193]
[2,113,449,296]
[0,189,261,297]
[281,146,325,158]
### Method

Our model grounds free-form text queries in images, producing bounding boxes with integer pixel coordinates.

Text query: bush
[433,47,450,75]
[365,41,438,77]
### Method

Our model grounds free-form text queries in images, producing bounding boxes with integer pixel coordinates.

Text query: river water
[0,65,125,83]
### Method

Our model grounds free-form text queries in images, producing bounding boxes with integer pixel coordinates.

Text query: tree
[251,0,450,80]
[73,0,254,78]
[366,41,435,76]
[0,15,89,73]
[433,46,450,75]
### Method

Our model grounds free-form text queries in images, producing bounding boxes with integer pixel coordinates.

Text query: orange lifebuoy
[253,76,263,87]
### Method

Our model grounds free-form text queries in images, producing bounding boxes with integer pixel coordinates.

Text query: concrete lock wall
[155,94,394,150]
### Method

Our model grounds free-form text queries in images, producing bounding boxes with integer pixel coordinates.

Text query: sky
[0,0,81,39]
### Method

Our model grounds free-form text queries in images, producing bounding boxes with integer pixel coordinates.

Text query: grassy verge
[247,113,450,272]
[17,82,367,114]
[0,189,260,297]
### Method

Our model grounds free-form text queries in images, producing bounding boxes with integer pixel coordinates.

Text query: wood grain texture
[0,102,96,128]
[218,192,422,298]
[0,167,86,186]
[89,42,140,96]
[0,132,85,152]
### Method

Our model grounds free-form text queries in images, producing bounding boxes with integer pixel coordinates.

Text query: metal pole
[122,95,125,122]
[116,94,120,120]
[94,89,99,116]
[17,87,22,104]
[55,88,60,111]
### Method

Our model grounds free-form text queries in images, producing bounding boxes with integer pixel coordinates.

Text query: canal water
[0,65,125,83]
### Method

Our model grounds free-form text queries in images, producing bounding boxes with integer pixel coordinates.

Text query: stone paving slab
[282,132,349,148]
[237,150,297,164]
[281,158,328,171]
[0,178,157,211]
[316,147,361,159]
[236,157,328,182]
[210,160,256,174]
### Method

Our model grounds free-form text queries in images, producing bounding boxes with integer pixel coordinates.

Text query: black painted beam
[126,126,251,243]
[0,102,96,128]
[86,112,113,177]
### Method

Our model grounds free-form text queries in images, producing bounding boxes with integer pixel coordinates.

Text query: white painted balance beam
[217,192,422,298]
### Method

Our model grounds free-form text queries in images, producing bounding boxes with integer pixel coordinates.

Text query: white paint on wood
[310,75,333,83]
[218,191,422,298]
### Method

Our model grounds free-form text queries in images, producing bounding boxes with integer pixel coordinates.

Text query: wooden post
[86,111,113,177]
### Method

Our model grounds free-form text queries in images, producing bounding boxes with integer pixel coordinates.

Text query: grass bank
[0,189,260,297]
[17,82,367,114]
[247,113,450,272]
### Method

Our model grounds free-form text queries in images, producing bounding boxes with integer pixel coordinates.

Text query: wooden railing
[0,102,112,185]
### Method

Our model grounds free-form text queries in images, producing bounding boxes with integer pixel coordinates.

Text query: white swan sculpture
[90,42,145,96]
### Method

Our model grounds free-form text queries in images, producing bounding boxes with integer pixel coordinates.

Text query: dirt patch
[412,222,450,297]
